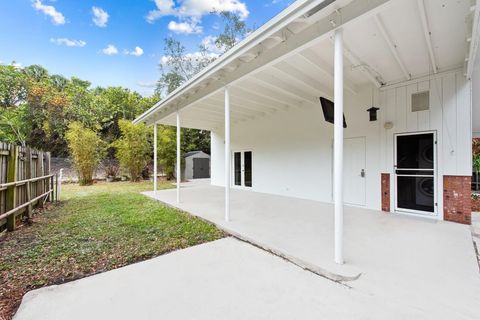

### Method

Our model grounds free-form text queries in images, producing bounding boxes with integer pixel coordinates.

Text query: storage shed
[183,151,210,180]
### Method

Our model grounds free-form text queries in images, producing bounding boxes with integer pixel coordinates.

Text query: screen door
[395,132,436,215]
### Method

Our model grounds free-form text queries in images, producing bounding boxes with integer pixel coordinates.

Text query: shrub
[102,158,120,179]
[113,120,151,182]
[65,122,105,185]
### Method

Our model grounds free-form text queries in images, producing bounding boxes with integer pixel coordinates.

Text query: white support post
[153,122,158,195]
[224,87,231,222]
[176,111,181,204]
[334,28,344,265]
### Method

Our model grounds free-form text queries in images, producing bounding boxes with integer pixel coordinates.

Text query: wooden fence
[0,142,58,234]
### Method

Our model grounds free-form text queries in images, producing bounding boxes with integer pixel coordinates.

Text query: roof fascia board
[137,0,393,125]
[134,0,320,124]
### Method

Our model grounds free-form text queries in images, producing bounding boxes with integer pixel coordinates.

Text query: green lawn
[0,181,224,319]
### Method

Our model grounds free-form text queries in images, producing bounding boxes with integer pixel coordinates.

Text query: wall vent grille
[412,91,430,112]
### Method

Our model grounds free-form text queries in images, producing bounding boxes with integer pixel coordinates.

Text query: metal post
[176,111,181,204]
[334,28,344,265]
[154,122,158,195]
[224,87,231,222]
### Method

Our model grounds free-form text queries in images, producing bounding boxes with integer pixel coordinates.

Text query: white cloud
[32,0,66,25]
[50,38,86,47]
[92,6,109,27]
[137,81,157,88]
[146,0,249,28]
[168,20,202,34]
[160,51,219,67]
[101,44,118,55]
[124,46,144,57]
[200,35,226,54]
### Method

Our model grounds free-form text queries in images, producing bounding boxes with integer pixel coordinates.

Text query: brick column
[381,173,390,212]
[443,176,472,224]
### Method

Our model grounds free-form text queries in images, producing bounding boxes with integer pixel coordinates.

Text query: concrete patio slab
[144,179,480,319]
[12,238,480,320]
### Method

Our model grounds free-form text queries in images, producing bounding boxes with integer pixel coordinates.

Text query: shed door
[193,158,210,179]
[343,137,366,206]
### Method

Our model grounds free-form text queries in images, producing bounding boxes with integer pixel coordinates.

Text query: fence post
[6,146,18,231]
[55,173,58,202]
[58,168,63,201]
[37,151,44,208]
[50,175,54,202]
[25,148,33,219]
[46,153,52,202]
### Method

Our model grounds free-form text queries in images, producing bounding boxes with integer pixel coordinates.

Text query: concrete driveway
[14,237,480,320]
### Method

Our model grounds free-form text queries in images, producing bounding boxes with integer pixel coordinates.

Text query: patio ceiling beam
[208,96,269,117]
[139,0,392,124]
[297,50,358,95]
[184,106,244,122]
[229,86,290,112]
[273,61,334,99]
[226,94,279,114]
[252,71,318,107]
[235,81,303,107]
[179,109,231,123]
[197,102,256,120]
[201,97,266,117]
[466,0,480,79]
[373,14,411,80]
[339,40,385,88]
[173,115,222,126]
[417,0,438,74]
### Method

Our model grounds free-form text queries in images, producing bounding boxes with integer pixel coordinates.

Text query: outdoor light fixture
[366,88,379,121]
[367,106,380,121]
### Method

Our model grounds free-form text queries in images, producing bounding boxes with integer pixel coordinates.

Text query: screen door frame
[394,131,438,216]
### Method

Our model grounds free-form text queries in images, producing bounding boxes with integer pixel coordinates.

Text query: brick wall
[381,173,390,212]
[443,176,472,224]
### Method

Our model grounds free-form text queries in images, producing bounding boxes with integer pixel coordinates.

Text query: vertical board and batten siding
[379,69,472,215]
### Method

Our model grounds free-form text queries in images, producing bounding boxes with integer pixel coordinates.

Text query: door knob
[361,169,365,178]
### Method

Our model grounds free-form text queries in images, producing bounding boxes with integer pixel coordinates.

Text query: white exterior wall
[210,69,472,214]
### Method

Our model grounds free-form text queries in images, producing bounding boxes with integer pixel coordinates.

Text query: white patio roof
[134,0,479,130]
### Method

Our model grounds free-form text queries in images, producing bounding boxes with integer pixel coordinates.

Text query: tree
[0,64,26,109]
[0,105,29,145]
[214,11,250,53]
[157,125,178,180]
[65,122,105,185]
[113,120,152,182]
[156,38,216,96]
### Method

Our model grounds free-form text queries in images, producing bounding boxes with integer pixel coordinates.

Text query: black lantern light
[366,88,379,121]
[367,106,379,121]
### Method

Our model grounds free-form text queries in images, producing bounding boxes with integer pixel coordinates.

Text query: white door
[343,137,366,206]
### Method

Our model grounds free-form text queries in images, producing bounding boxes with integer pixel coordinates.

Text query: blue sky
[0,0,291,96]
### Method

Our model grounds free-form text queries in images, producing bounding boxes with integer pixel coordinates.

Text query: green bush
[113,120,152,182]
[65,122,105,185]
